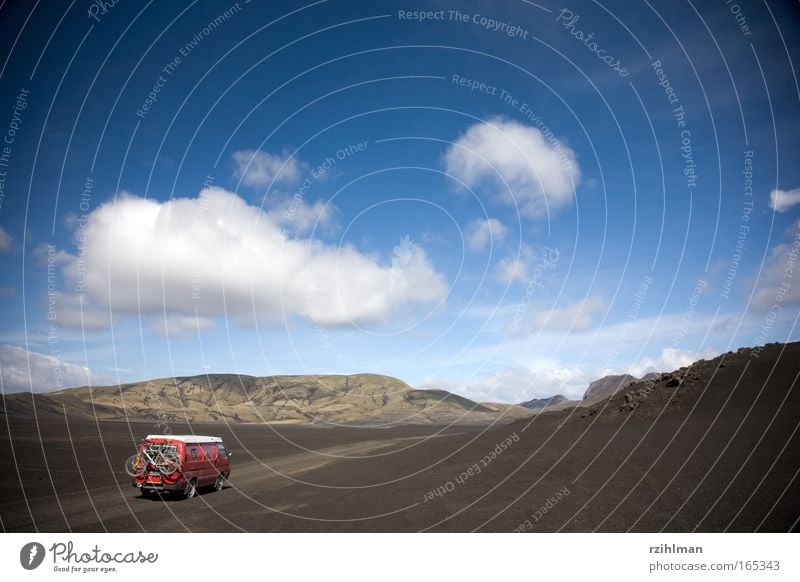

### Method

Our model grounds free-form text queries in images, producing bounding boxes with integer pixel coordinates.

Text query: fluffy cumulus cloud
[0,345,94,393]
[495,245,535,285]
[265,196,337,236]
[769,188,800,213]
[54,187,447,330]
[0,226,12,251]
[626,347,719,378]
[424,364,591,403]
[495,256,528,284]
[465,218,507,251]
[232,149,304,188]
[751,219,800,310]
[444,116,580,218]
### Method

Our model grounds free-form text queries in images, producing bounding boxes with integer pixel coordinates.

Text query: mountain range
[0,372,532,425]
[2,344,792,425]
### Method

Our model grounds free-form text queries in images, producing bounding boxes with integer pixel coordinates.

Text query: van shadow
[134,486,228,502]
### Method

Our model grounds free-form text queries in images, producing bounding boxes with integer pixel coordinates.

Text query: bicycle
[124,444,182,477]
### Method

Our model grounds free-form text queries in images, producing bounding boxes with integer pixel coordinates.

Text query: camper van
[127,434,231,498]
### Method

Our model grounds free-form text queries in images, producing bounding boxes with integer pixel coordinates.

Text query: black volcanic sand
[1,343,798,532]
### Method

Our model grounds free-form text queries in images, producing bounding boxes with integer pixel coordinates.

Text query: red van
[126,435,231,498]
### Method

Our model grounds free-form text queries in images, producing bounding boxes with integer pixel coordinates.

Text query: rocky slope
[582,373,659,404]
[578,342,798,421]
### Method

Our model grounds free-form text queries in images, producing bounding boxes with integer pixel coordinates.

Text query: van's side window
[203,444,217,459]
[189,447,198,460]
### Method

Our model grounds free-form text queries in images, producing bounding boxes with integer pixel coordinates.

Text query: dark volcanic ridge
[529,343,792,410]
[577,342,797,421]
[519,394,578,410]
[581,372,660,404]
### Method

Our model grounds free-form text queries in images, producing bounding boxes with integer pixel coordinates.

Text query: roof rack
[145,435,223,444]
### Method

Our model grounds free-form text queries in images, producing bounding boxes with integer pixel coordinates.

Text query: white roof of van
[145,435,223,444]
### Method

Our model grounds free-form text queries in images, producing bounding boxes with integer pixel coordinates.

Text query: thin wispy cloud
[0,227,11,252]
[751,219,800,311]
[769,188,800,213]
[0,345,94,393]
[531,295,606,332]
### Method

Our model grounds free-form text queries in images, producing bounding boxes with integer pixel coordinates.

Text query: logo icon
[20,542,45,570]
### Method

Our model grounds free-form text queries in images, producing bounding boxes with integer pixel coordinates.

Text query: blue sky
[0,0,799,402]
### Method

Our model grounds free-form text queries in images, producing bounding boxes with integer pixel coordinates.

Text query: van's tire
[140,488,152,499]
[184,479,197,499]
[214,474,225,492]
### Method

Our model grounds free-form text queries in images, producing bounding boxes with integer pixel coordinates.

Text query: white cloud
[660,347,700,370]
[265,196,337,236]
[49,292,109,331]
[495,244,534,285]
[0,227,11,251]
[626,347,719,378]
[425,294,770,404]
[531,295,605,332]
[769,188,800,213]
[55,187,447,330]
[751,219,800,310]
[496,256,528,284]
[150,314,216,337]
[465,306,785,378]
[444,116,580,218]
[423,364,591,402]
[0,345,94,393]
[427,345,720,404]
[232,149,304,188]
[465,218,507,251]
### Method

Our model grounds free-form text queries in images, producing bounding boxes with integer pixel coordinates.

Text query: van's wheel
[140,488,151,499]
[184,479,197,499]
[214,474,225,492]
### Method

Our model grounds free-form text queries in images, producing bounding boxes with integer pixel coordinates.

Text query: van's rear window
[143,443,177,455]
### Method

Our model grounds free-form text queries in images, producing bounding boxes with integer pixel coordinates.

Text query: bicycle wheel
[157,450,181,476]
[124,454,146,477]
